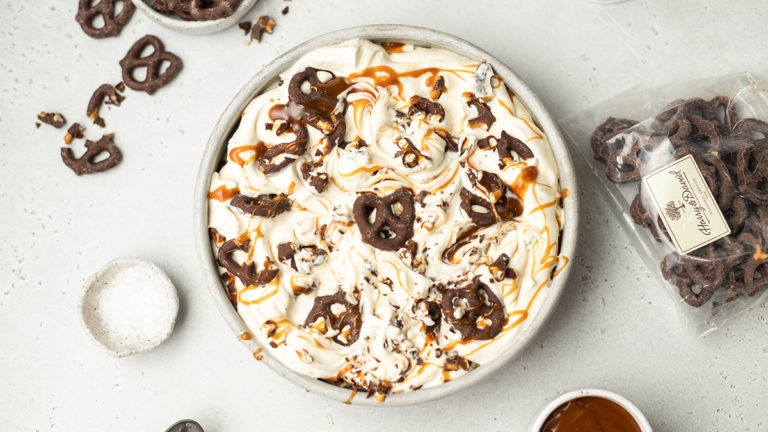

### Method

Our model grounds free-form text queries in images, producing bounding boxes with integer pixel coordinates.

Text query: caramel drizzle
[379,41,405,54]
[208,184,240,202]
[229,143,265,167]
[348,65,474,98]
[237,275,280,305]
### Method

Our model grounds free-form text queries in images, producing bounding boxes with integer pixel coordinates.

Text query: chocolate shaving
[60,134,122,176]
[119,35,183,95]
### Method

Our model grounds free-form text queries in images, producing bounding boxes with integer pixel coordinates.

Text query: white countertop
[1,0,766,430]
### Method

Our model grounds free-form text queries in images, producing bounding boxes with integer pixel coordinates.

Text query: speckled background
[1,0,766,431]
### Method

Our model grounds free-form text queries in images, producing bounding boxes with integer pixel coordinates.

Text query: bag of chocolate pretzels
[561,72,768,335]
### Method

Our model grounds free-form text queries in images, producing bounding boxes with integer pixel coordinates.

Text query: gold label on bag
[641,154,731,254]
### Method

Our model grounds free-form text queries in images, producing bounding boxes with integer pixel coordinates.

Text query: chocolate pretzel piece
[459,188,496,227]
[230,193,291,217]
[76,0,134,39]
[353,190,416,251]
[661,253,716,307]
[119,35,183,95]
[498,130,533,162]
[60,134,122,176]
[466,94,495,129]
[441,278,505,340]
[250,15,275,42]
[429,76,446,100]
[592,121,665,183]
[736,144,768,205]
[152,0,241,21]
[590,117,637,164]
[259,127,309,174]
[217,239,278,287]
[408,96,445,122]
[37,112,66,128]
[87,84,125,127]
[733,118,768,142]
[304,291,362,346]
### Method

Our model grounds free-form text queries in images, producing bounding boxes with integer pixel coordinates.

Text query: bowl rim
[193,24,580,406]
[529,388,654,431]
[131,0,259,34]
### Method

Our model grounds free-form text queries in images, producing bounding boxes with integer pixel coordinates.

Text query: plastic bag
[561,72,768,335]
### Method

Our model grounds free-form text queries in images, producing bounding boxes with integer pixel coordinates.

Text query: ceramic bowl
[193,24,580,406]
[132,0,259,34]
[79,258,179,357]
[530,388,653,431]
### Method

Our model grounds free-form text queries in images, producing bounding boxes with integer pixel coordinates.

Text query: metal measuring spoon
[165,419,204,432]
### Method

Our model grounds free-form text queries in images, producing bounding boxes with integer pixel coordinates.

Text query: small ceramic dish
[194,24,580,406]
[132,0,259,34]
[79,258,179,357]
[530,389,653,431]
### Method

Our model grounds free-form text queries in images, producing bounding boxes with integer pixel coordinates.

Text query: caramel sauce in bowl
[194,24,580,406]
[531,389,653,432]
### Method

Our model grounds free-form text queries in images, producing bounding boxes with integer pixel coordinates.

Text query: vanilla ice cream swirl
[208,38,566,398]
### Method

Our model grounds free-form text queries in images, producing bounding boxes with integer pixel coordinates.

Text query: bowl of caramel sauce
[531,389,653,432]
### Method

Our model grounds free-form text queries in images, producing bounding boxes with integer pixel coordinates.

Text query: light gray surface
[0,0,766,431]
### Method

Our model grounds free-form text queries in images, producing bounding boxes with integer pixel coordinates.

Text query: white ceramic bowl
[79,258,179,357]
[132,0,259,34]
[193,24,580,406]
[530,389,653,431]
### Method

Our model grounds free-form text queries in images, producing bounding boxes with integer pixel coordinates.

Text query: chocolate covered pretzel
[119,35,183,95]
[441,278,505,340]
[466,94,495,129]
[304,291,362,346]
[353,189,415,251]
[60,134,122,175]
[87,84,125,127]
[230,193,291,217]
[76,0,134,39]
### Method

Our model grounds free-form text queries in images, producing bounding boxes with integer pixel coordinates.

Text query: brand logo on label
[642,154,730,255]
[667,169,712,235]
[664,200,684,221]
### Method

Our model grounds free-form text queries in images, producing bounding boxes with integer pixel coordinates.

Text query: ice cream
[208,38,565,398]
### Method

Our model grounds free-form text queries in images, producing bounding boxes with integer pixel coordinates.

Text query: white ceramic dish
[79,258,179,357]
[530,389,653,431]
[193,24,579,406]
[132,0,259,34]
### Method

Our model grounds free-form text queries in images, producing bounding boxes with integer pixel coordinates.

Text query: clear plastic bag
[561,72,768,335]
